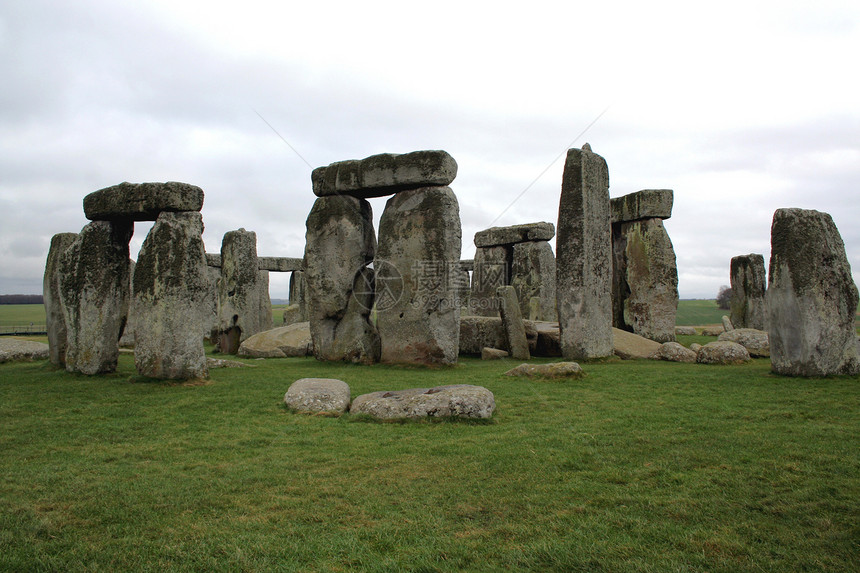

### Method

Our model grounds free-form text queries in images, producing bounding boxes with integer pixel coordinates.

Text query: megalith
[610,189,678,343]
[132,212,210,379]
[43,232,78,367]
[730,253,768,330]
[59,220,133,375]
[304,195,380,363]
[470,245,509,317]
[376,186,462,364]
[556,144,613,359]
[767,208,859,376]
[511,240,557,321]
[497,285,530,360]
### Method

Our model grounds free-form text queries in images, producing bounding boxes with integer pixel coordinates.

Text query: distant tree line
[0,294,44,304]
[715,286,731,310]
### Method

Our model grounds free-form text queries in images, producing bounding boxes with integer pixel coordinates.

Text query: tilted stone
[610,189,673,223]
[511,240,557,322]
[612,327,662,360]
[132,212,209,379]
[730,253,768,330]
[481,347,509,360]
[284,378,350,414]
[556,144,614,359]
[767,208,859,376]
[474,222,555,248]
[721,316,734,332]
[376,186,461,365]
[59,220,132,375]
[497,285,530,360]
[304,195,380,363]
[83,181,204,221]
[43,232,78,367]
[350,385,495,420]
[312,150,458,198]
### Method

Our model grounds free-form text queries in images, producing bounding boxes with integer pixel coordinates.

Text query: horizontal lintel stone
[610,189,673,223]
[206,254,303,272]
[474,222,555,248]
[84,181,204,221]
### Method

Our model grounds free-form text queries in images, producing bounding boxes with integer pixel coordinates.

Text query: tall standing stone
[132,212,210,379]
[289,270,308,321]
[730,254,768,330]
[767,208,859,376]
[376,186,462,364]
[304,196,380,363]
[43,232,78,367]
[511,240,557,322]
[469,245,509,316]
[59,220,133,375]
[556,144,613,359]
[497,285,530,360]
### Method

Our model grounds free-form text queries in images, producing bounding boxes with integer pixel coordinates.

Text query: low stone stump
[284,378,350,414]
[482,347,509,360]
[0,339,50,363]
[718,329,769,358]
[649,342,697,363]
[238,323,313,358]
[504,362,585,379]
[350,385,495,420]
[674,326,697,336]
[696,341,751,365]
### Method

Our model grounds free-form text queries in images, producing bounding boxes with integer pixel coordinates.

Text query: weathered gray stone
[376,186,461,365]
[469,245,509,316]
[504,362,585,379]
[83,181,203,221]
[701,326,725,337]
[258,256,303,272]
[350,385,495,420]
[206,253,222,268]
[696,341,751,365]
[284,378,350,414]
[675,326,698,336]
[281,305,304,326]
[238,322,313,358]
[767,208,859,376]
[312,150,458,198]
[474,222,555,248]
[59,220,132,375]
[690,343,703,353]
[730,254,768,330]
[216,229,273,354]
[557,144,613,359]
[511,241,557,322]
[132,212,210,379]
[649,341,697,363]
[0,339,50,363]
[610,189,673,223]
[497,286,530,360]
[611,217,678,343]
[722,315,734,332]
[613,327,662,360]
[304,196,380,363]
[288,270,307,319]
[458,316,538,356]
[43,232,78,367]
[718,328,770,358]
[481,347,509,360]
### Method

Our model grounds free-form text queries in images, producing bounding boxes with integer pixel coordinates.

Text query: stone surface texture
[350,385,495,420]
[610,189,673,223]
[481,347,509,360]
[458,316,538,356]
[304,196,380,363]
[696,341,751,365]
[718,328,770,357]
[556,144,614,359]
[504,362,585,379]
[469,245,509,317]
[722,315,734,332]
[0,339,50,363]
[767,208,859,376]
[700,326,725,337]
[375,186,461,365]
[284,378,350,414]
[497,285,530,360]
[474,222,555,248]
[312,150,457,198]
[132,212,210,379]
[649,341,697,363]
[43,232,78,367]
[238,322,313,358]
[612,327,663,359]
[675,326,697,336]
[83,181,204,221]
[730,254,768,330]
[511,241,557,322]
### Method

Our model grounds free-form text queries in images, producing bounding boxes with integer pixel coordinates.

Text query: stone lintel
[474,222,555,248]
[84,181,204,221]
[205,254,303,272]
[610,189,673,223]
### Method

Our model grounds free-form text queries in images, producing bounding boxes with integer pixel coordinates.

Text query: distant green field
[0,304,46,334]
[674,299,727,326]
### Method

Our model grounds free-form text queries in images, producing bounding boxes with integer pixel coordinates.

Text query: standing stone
[216,229,272,353]
[556,144,613,359]
[43,233,78,367]
[59,220,132,375]
[730,254,768,330]
[767,208,859,376]
[288,270,308,321]
[304,196,380,363]
[511,240,557,322]
[132,212,209,379]
[469,245,509,316]
[376,186,462,365]
[497,286,530,360]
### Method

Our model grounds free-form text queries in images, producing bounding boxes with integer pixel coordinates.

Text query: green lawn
[674,299,728,326]
[1,351,858,572]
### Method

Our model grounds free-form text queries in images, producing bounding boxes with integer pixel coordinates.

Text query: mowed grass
[1,351,858,572]
[674,299,727,326]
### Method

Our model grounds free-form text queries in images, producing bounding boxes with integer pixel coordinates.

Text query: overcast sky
[2,0,858,300]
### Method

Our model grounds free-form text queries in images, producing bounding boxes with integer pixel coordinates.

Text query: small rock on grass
[649,342,697,363]
[285,378,351,414]
[696,341,751,365]
[504,362,585,379]
[482,347,509,360]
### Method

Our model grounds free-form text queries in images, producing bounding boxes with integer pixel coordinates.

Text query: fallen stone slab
[207,357,255,369]
[482,347,509,360]
[613,327,662,359]
[0,339,50,363]
[312,150,458,198]
[238,322,313,358]
[503,362,585,379]
[674,326,698,336]
[649,341,697,363]
[696,341,751,365]
[350,385,495,420]
[84,181,204,221]
[610,189,673,223]
[284,378,350,414]
[474,222,555,248]
[718,328,770,358]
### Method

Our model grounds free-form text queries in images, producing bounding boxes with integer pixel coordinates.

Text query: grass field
[1,348,858,571]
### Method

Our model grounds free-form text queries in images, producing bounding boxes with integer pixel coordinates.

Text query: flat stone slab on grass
[474,222,555,247]
[312,150,458,198]
[504,362,585,379]
[0,339,49,363]
[84,181,204,221]
[696,341,751,365]
[650,341,697,363]
[285,378,350,414]
[718,328,770,357]
[350,385,495,420]
[238,322,313,358]
[612,327,662,359]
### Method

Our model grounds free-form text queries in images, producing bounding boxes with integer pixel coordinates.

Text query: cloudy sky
[2,0,858,300]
